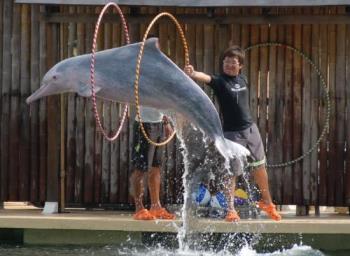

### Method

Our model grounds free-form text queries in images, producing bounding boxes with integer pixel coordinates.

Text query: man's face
[222,56,242,76]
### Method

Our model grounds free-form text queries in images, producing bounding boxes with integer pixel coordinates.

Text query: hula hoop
[134,12,189,146]
[90,2,130,141]
[244,42,330,168]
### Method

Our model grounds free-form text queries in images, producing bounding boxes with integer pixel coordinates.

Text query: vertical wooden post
[1,0,13,202]
[103,15,113,203]
[267,21,281,202]
[334,7,346,206]
[0,0,3,205]
[60,93,65,212]
[310,6,320,210]
[327,7,337,206]
[83,6,95,206]
[249,8,260,122]
[94,5,103,204]
[65,5,77,205]
[301,9,312,207]
[292,8,303,206]
[0,0,2,102]
[9,3,21,201]
[283,15,293,204]
[58,6,67,212]
[259,22,268,152]
[45,5,60,208]
[19,3,31,201]
[275,19,285,203]
[74,5,85,205]
[30,4,40,203]
[203,24,213,97]
[318,6,328,206]
[100,6,110,204]
[345,19,350,206]
[110,9,121,204]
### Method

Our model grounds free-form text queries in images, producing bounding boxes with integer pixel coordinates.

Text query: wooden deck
[1,203,350,234]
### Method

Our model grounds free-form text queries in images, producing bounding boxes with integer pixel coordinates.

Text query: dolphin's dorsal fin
[145,37,160,52]
[77,81,101,97]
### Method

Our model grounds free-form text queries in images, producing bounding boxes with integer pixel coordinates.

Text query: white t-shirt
[135,106,163,123]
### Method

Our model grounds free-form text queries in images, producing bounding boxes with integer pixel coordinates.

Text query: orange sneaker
[149,208,176,220]
[225,210,240,222]
[133,209,156,220]
[257,201,282,221]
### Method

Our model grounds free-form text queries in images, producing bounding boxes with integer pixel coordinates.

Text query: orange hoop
[134,12,189,146]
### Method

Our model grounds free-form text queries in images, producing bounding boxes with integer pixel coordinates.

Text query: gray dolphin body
[26,38,249,168]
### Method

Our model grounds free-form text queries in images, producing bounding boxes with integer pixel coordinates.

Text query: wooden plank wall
[0,3,349,208]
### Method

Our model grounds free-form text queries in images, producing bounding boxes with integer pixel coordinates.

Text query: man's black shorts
[131,121,165,172]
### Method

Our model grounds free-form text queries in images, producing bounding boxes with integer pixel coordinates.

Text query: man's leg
[223,175,240,222]
[252,165,272,204]
[148,166,161,210]
[130,169,155,220]
[148,166,175,219]
[243,124,281,221]
[130,169,146,212]
[252,165,281,221]
[145,122,175,220]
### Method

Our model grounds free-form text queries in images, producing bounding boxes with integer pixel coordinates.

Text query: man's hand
[184,64,211,84]
[184,65,195,77]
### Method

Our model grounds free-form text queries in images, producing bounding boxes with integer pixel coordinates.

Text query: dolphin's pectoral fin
[77,81,101,97]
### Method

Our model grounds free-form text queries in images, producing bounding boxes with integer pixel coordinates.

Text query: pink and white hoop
[90,2,130,141]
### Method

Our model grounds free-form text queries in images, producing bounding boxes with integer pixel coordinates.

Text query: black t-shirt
[208,74,253,132]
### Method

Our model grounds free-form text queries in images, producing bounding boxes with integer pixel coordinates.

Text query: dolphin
[26,38,250,171]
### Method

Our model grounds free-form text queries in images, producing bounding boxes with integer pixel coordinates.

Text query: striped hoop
[90,2,130,141]
[133,12,189,146]
[245,42,330,168]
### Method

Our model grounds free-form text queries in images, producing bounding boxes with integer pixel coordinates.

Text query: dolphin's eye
[53,75,57,80]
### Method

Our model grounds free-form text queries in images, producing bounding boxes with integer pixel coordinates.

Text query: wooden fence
[1,1,349,209]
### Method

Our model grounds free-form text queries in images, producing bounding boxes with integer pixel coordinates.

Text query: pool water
[0,246,330,256]
[0,244,348,256]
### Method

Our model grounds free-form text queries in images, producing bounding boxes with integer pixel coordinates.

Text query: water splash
[118,244,325,256]
[0,238,327,256]
[170,117,259,253]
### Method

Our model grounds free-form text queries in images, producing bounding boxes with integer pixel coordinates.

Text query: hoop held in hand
[134,12,189,146]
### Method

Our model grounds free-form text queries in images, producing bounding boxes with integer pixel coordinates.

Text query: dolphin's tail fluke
[215,137,250,175]
[224,138,250,158]
[214,137,250,159]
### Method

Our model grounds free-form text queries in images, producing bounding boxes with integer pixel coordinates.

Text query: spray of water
[118,116,326,255]
[170,116,256,254]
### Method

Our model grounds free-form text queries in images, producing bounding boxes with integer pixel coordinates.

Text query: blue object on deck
[192,183,211,206]
[210,192,228,209]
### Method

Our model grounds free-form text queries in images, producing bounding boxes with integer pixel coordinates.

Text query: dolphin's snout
[26,83,50,104]
[26,96,33,104]
[26,92,38,104]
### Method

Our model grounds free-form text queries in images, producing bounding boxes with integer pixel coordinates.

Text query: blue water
[0,244,346,256]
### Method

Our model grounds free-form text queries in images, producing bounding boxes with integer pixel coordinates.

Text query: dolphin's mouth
[26,83,50,104]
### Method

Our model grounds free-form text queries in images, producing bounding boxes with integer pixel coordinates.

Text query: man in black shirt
[209,73,253,131]
[184,46,281,222]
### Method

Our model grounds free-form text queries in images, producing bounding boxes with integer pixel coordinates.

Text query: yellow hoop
[134,12,189,146]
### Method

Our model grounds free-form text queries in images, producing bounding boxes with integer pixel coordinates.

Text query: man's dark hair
[222,45,245,65]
